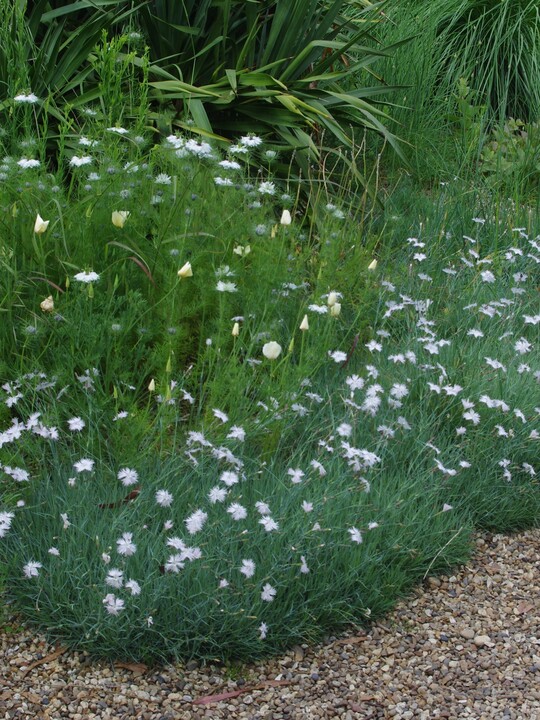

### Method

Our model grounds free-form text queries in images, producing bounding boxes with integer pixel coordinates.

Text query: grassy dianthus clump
[0,118,539,662]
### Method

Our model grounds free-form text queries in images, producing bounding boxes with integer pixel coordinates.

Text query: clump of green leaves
[146,0,404,197]
[481,117,540,196]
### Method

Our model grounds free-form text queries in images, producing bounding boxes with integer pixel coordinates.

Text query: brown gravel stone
[1,529,540,719]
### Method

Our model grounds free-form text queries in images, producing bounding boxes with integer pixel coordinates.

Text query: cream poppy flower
[327,291,339,307]
[34,213,49,234]
[280,209,292,225]
[177,261,193,279]
[262,341,282,360]
[40,296,54,312]
[111,210,130,228]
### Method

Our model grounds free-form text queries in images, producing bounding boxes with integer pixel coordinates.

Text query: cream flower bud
[327,291,339,307]
[177,261,193,279]
[111,210,130,228]
[40,295,54,312]
[232,322,240,337]
[299,314,309,331]
[34,213,49,234]
[368,258,378,271]
[280,209,292,225]
[262,341,282,360]
[329,302,341,317]
[148,378,156,392]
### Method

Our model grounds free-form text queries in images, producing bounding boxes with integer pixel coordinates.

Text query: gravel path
[1,530,539,720]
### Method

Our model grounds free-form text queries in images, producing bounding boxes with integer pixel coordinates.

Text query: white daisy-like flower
[185,509,208,534]
[300,556,310,574]
[125,579,141,596]
[308,304,328,314]
[302,500,313,513]
[216,281,238,293]
[259,622,268,639]
[390,383,409,399]
[346,375,365,391]
[185,139,213,157]
[227,425,246,441]
[155,489,173,507]
[213,408,229,423]
[117,467,138,486]
[154,173,172,184]
[69,155,93,167]
[102,593,125,615]
[17,158,41,169]
[14,93,39,104]
[485,357,506,372]
[227,503,247,521]
[219,160,241,170]
[310,460,326,476]
[258,181,276,195]
[208,486,228,504]
[328,350,347,363]
[240,135,263,147]
[214,176,234,186]
[240,559,256,578]
[434,459,457,476]
[4,466,29,482]
[74,458,94,473]
[255,501,271,515]
[23,561,42,578]
[165,554,185,573]
[220,471,239,487]
[74,271,100,284]
[261,582,276,602]
[0,512,15,536]
[287,468,304,484]
[397,416,412,430]
[514,337,532,355]
[259,516,279,532]
[116,532,137,556]
[336,423,352,438]
[348,527,363,544]
[48,547,60,556]
[107,127,129,135]
[463,409,481,425]
[67,417,85,432]
[105,568,124,588]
